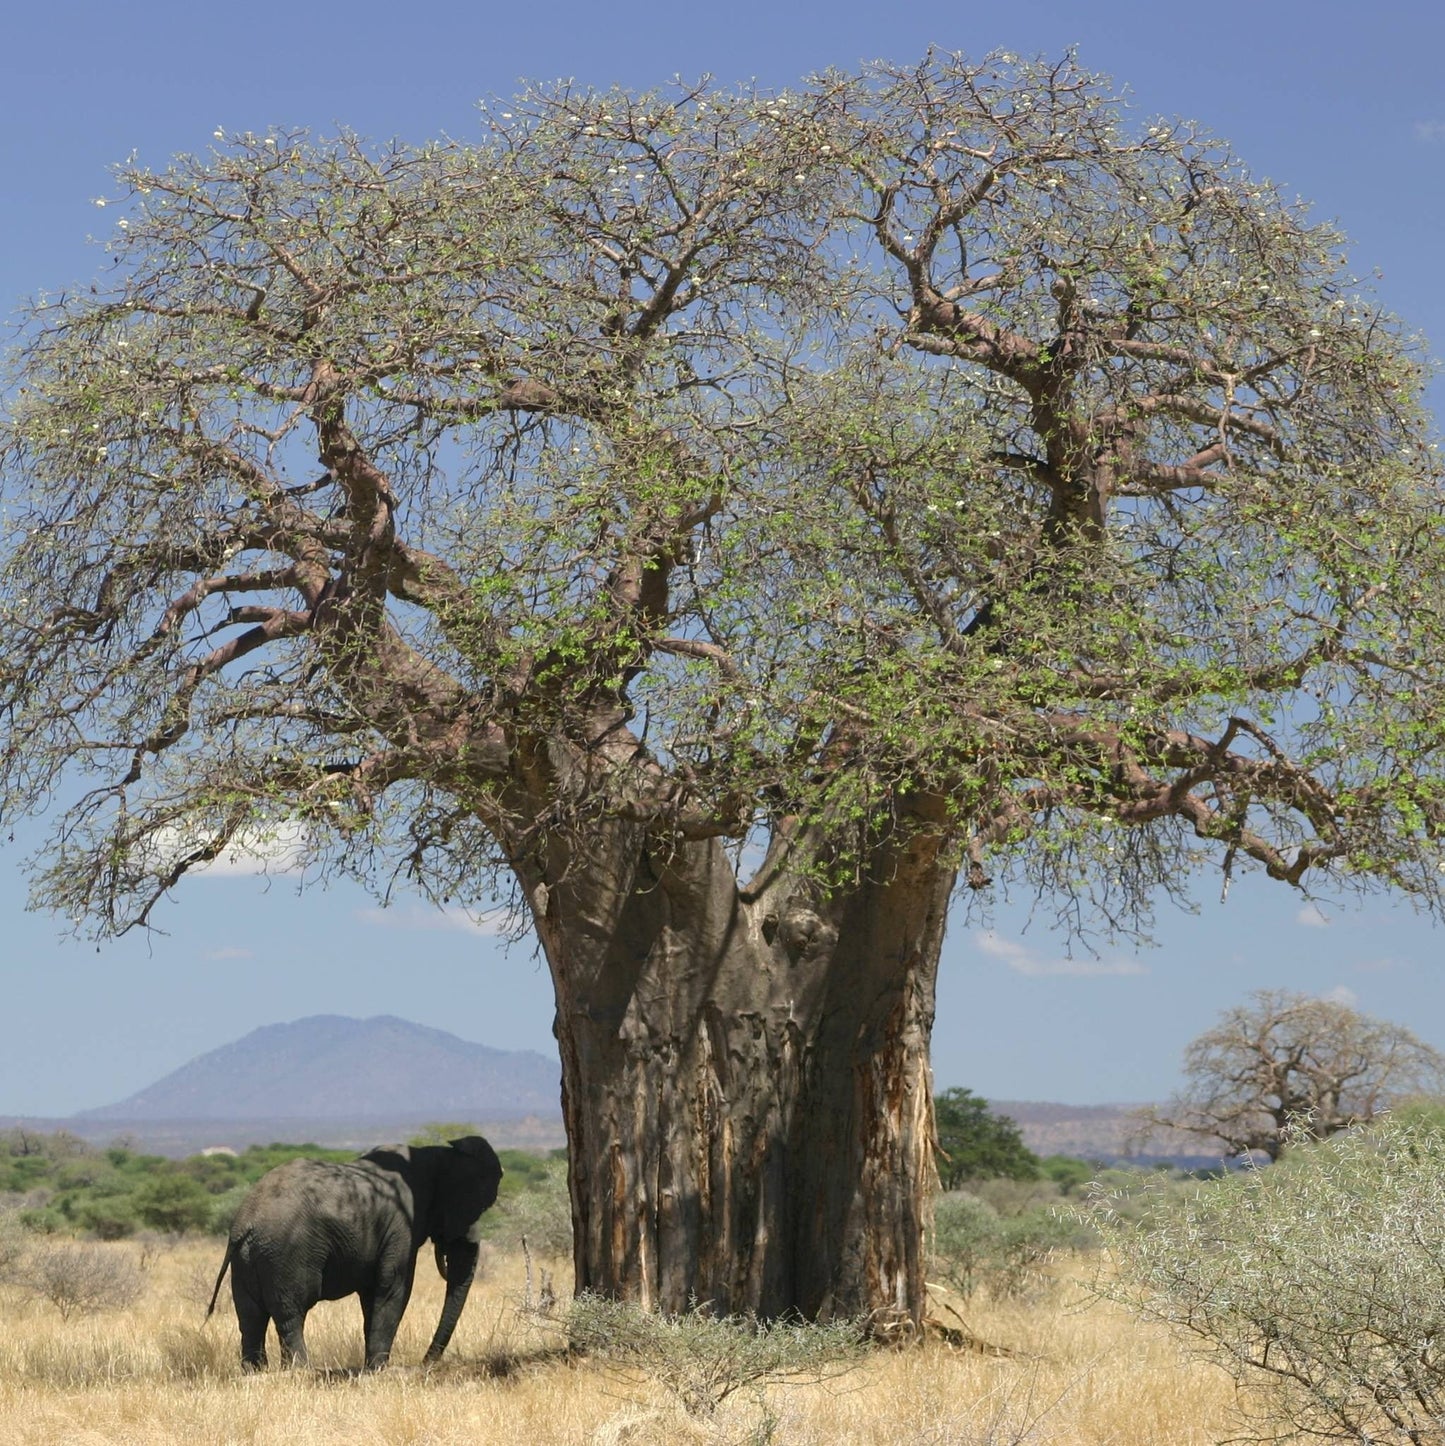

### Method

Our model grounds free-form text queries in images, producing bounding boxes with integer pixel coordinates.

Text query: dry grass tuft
[0,1240,1241,1444]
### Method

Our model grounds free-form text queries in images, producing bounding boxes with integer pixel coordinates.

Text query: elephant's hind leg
[235,1296,270,1370]
[360,1273,412,1370]
[360,1291,385,1371]
[231,1272,270,1370]
[274,1308,310,1368]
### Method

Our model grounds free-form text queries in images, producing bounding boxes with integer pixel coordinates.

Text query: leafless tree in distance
[1134,989,1445,1161]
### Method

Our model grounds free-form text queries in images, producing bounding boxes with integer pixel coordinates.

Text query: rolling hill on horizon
[58,1015,1205,1164]
[75,1014,561,1121]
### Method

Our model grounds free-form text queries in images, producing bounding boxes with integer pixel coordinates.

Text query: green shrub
[1093,1115,1445,1444]
[483,1156,572,1257]
[496,1146,566,1189]
[230,1143,354,1179]
[989,1211,1077,1299]
[560,1293,867,1417]
[931,1191,1074,1301]
[1038,1155,1098,1194]
[17,1206,62,1235]
[965,1173,1061,1215]
[930,1192,1001,1298]
[174,1153,247,1194]
[206,1184,252,1237]
[77,1201,139,1241]
[407,1122,484,1149]
[134,1173,213,1234]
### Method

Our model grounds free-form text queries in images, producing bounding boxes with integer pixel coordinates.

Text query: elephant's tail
[204,1239,236,1322]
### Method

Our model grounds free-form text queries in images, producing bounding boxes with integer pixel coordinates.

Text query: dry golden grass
[0,1240,1241,1445]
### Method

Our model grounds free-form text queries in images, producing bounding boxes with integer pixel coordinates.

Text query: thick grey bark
[526,820,953,1325]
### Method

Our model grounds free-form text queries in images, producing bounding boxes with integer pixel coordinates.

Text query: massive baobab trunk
[526,821,953,1323]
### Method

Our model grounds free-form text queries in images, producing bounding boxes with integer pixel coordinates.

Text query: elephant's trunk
[422,1240,478,1364]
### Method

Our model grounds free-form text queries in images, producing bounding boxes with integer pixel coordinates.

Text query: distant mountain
[990,1098,1223,1167]
[76,1015,560,1121]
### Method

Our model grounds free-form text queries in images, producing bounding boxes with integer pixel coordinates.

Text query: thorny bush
[1092,1114,1445,1444]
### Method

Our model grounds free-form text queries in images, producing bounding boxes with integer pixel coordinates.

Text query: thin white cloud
[1354,955,1405,974]
[1414,120,1445,143]
[200,832,308,876]
[149,821,309,878]
[1322,985,1359,1007]
[355,903,509,936]
[973,930,1148,977]
[1296,902,1331,928]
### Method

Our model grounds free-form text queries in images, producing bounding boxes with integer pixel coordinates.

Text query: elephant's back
[233,1158,352,1237]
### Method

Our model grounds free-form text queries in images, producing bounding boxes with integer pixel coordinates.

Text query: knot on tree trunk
[766,905,838,964]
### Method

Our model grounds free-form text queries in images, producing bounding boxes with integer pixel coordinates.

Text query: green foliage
[483,1153,572,1257]
[1375,1094,1445,1136]
[204,1184,252,1238]
[0,55,1440,945]
[228,1142,357,1174]
[75,1199,139,1241]
[1038,1155,1097,1195]
[0,1210,26,1281]
[933,1088,1040,1189]
[560,1293,867,1417]
[930,1193,1002,1298]
[930,1192,1074,1301]
[133,1174,214,1234]
[930,1155,1213,1300]
[1093,1116,1445,1444]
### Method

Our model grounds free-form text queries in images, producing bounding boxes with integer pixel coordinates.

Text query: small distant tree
[23,1242,143,1319]
[1134,989,1445,1161]
[933,1088,1040,1189]
[1039,1156,1096,1195]
[1,1129,88,1161]
[134,1173,213,1234]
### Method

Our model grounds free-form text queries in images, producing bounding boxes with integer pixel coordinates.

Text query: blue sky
[2,1,1444,1115]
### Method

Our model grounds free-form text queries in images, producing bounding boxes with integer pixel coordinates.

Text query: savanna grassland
[0,1239,1238,1446]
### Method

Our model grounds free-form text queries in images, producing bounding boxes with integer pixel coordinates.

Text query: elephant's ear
[435,1136,504,1243]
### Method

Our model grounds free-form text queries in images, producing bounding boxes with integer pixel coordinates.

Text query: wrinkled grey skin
[206,1136,502,1370]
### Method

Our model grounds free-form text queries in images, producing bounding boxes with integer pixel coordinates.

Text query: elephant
[205,1135,502,1370]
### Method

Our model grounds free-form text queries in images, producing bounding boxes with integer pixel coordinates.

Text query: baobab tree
[2,52,1443,1325]
[1135,990,1445,1161]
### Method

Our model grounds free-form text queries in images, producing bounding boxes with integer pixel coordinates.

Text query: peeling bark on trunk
[527,822,953,1325]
